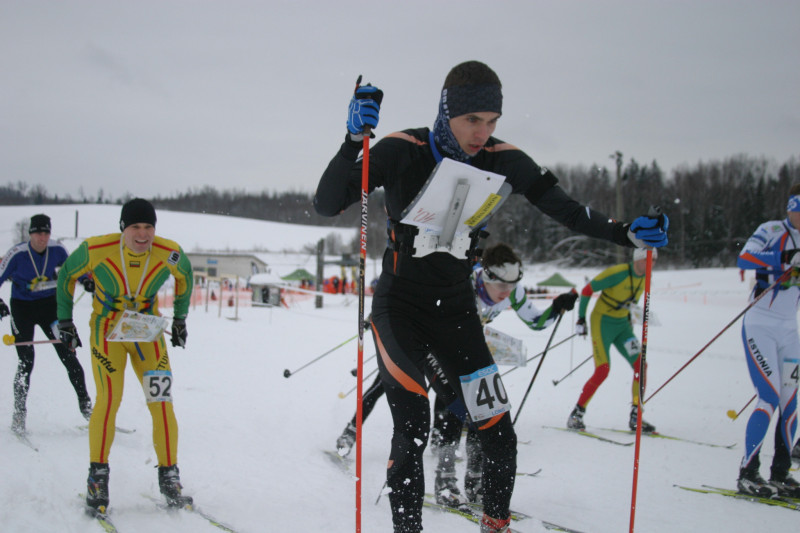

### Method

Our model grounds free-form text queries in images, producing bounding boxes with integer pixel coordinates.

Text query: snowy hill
[0,205,797,532]
[0,204,355,256]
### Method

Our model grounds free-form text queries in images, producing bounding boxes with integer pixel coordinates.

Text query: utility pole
[612,151,624,264]
[315,239,324,308]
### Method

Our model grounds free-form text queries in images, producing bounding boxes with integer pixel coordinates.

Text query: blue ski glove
[347,84,383,140]
[628,213,669,248]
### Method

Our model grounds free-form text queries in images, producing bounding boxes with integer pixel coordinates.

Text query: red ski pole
[629,246,655,533]
[354,74,370,533]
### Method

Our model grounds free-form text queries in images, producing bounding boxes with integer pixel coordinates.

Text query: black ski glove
[58,319,82,350]
[0,298,9,319]
[80,276,96,293]
[171,318,187,348]
[781,249,800,266]
[552,290,578,316]
[576,317,588,336]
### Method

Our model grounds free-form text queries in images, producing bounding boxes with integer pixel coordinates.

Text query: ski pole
[727,394,757,420]
[339,366,379,399]
[630,244,656,533]
[354,73,371,533]
[282,333,358,378]
[552,354,593,386]
[645,267,793,404]
[501,333,578,377]
[512,313,563,426]
[3,334,60,346]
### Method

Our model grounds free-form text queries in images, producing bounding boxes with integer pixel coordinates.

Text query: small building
[249,271,286,306]
[187,252,268,281]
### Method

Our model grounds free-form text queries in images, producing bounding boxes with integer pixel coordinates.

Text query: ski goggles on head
[483,262,523,290]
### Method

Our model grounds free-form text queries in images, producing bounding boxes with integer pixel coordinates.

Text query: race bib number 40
[143,370,173,403]
[459,364,511,422]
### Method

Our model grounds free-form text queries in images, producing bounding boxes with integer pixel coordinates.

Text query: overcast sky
[2,0,798,200]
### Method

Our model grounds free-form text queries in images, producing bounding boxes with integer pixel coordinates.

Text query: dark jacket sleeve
[531,185,633,247]
[313,136,365,217]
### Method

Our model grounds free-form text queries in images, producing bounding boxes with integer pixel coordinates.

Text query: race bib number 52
[143,370,173,403]
[459,364,511,422]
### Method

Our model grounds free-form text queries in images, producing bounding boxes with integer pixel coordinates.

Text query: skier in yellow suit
[56,198,194,515]
[566,247,658,433]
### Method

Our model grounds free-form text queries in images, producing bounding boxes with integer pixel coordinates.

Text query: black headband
[441,84,503,120]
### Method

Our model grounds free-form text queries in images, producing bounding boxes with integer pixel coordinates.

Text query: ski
[675,484,800,511]
[422,495,481,523]
[424,493,532,521]
[516,468,543,477]
[78,424,136,434]
[142,494,239,532]
[78,496,119,533]
[542,426,633,446]
[598,427,735,449]
[541,520,588,533]
[323,449,353,474]
[85,507,119,533]
[423,494,580,532]
[12,430,39,452]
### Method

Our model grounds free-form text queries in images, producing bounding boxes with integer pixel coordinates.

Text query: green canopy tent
[536,272,575,288]
[281,268,315,282]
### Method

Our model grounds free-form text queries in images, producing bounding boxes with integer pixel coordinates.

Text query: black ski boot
[336,422,356,457]
[464,472,483,504]
[769,472,800,498]
[567,405,586,430]
[86,462,110,514]
[158,464,193,508]
[435,472,466,508]
[737,465,778,498]
[629,405,656,433]
[79,397,93,421]
[464,428,483,503]
[435,443,465,508]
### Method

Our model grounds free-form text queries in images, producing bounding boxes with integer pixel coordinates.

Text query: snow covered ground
[0,205,797,532]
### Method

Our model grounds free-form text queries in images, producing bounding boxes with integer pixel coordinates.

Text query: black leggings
[10,297,90,415]
[371,276,516,533]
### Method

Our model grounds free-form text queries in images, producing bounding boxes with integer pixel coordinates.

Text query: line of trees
[3,153,798,268]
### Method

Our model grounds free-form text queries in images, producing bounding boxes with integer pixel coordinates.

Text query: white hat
[633,248,657,261]
[484,262,522,283]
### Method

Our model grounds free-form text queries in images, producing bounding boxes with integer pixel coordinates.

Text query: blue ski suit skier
[735,183,800,499]
[314,60,668,533]
[0,214,93,435]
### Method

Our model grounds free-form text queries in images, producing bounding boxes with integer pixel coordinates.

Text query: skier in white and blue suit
[736,184,800,499]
